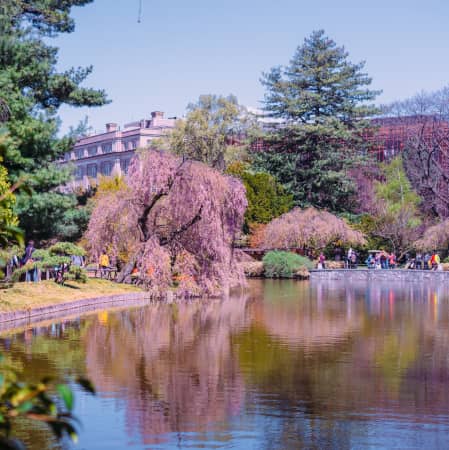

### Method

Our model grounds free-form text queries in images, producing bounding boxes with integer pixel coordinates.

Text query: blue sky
[54,0,449,134]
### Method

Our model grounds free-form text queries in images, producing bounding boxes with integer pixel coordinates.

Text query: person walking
[99,249,110,278]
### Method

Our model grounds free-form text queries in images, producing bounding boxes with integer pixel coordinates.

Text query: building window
[131,139,139,149]
[75,149,84,159]
[87,164,97,178]
[101,161,113,176]
[88,146,97,156]
[120,159,130,174]
[101,143,112,153]
[75,166,84,180]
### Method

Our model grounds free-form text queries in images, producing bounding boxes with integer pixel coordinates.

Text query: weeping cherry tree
[85,150,247,296]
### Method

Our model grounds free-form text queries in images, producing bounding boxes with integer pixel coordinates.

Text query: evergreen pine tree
[253,30,380,212]
[0,1,108,241]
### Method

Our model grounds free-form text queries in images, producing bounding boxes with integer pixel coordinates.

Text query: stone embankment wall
[310,269,449,282]
[0,292,158,329]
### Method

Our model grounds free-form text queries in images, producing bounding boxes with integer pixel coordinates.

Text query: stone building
[62,111,176,189]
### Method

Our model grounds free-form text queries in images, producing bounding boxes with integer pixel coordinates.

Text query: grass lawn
[0,279,142,312]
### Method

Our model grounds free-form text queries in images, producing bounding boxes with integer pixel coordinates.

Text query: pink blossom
[85,150,247,297]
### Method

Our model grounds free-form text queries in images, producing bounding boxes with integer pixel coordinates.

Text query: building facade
[62,111,176,189]
[366,116,449,162]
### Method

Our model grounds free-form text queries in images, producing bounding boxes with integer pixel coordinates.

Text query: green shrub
[65,265,88,283]
[11,242,87,284]
[262,251,313,278]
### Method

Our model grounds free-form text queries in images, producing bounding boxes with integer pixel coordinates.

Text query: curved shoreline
[8,269,447,331]
[0,292,156,331]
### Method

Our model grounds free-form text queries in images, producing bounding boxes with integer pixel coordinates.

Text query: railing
[86,267,118,280]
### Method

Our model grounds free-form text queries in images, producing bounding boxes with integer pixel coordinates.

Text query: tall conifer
[253,30,380,212]
[0,1,108,240]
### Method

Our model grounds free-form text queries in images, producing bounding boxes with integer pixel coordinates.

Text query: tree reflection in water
[2,279,449,449]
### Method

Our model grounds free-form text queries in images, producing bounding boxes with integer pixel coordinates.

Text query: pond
[3,279,449,449]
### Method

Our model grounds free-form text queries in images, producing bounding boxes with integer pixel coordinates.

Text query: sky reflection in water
[3,279,449,449]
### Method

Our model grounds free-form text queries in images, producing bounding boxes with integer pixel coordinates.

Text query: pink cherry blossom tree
[414,219,449,252]
[261,207,366,250]
[85,150,247,297]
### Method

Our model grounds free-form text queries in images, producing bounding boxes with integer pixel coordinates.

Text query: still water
[3,279,449,449]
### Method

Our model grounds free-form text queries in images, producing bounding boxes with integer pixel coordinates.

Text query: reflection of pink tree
[84,296,250,444]
[86,150,247,296]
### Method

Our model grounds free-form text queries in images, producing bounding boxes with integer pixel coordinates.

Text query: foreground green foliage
[0,0,108,241]
[0,353,95,449]
[263,251,313,278]
[253,30,380,213]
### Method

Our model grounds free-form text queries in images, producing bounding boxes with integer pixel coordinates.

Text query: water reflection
[3,279,449,449]
[83,298,250,446]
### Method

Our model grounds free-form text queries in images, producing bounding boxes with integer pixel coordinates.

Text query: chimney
[106,123,118,132]
[151,111,164,119]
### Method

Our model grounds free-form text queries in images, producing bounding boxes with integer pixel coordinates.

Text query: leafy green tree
[0,164,20,246]
[166,94,255,171]
[371,157,422,256]
[253,30,380,213]
[227,162,293,231]
[0,0,108,242]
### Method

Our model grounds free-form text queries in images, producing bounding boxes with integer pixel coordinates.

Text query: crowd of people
[406,252,442,270]
[365,250,396,269]
[317,247,444,271]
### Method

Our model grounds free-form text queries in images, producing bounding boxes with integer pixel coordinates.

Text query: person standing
[99,249,110,278]
[389,253,396,269]
[365,254,375,269]
[380,250,387,269]
[22,240,37,282]
[351,251,357,269]
[432,252,440,271]
[71,253,84,267]
[415,252,422,270]
[423,253,430,270]
[347,248,353,269]
[375,252,381,269]
[319,252,326,270]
